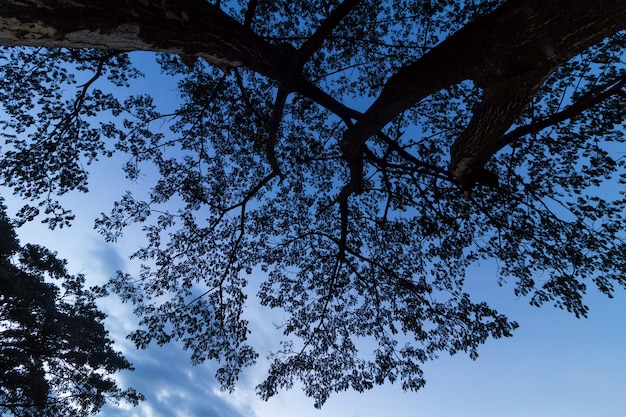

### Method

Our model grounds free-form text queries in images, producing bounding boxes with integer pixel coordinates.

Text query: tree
[0,198,143,416]
[1,0,625,408]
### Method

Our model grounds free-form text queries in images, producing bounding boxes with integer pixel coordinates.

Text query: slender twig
[497,74,626,149]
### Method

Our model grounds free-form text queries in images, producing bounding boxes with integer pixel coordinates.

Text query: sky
[2,53,626,416]
[5,149,626,417]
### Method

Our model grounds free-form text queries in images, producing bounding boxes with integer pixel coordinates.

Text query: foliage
[1,0,626,408]
[0,198,143,416]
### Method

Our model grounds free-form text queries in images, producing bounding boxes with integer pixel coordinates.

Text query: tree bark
[0,0,293,78]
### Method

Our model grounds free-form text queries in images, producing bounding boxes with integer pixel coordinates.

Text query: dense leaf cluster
[0,198,142,416]
[1,0,625,407]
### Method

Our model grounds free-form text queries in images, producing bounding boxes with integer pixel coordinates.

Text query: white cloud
[98,340,252,417]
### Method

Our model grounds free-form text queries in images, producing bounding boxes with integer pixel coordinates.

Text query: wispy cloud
[87,239,127,280]
[99,340,253,417]
[83,240,254,417]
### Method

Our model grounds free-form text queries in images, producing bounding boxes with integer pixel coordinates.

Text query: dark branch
[449,73,548,192]
[295,80,362,123]
[374,132,450,181]
[495,73,626,150]
[341,0,626,196]
[298,0,363,62]
[243,0,259,27]
[267,88,288,179]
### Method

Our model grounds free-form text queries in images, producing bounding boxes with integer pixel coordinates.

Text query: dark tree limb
[0,0,291,76]
[297,0,363,62]
[341,0,626,195]
[266,88,288,180]
[243,0,260,28]
[374,132,450,181]
[449,73,549,195]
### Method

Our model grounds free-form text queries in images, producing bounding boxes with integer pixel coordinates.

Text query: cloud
[81,240,254,417]
[87,239,127,280]
[99,341,254,417]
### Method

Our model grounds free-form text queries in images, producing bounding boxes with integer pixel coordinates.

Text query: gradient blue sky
[5,152,626,417]
[3,49,626,416]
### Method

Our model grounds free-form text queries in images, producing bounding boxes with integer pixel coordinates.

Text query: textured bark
[0,0,299,82]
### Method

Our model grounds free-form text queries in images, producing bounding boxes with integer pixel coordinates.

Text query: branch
[65,52,120,126]
[294,79,362,123]
[297,0,363,61]
[452,72,626,195]
[449,73,548,191]
[0,0,295,82]
[338,187,350,260]
[267,88,288,179]
[374,132,450,181]
[341,0,626,194]
[243,0,260,27]
[495,74,626,150]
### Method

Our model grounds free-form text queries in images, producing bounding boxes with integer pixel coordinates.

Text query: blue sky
[5,159,626,416]
[2,50,626,417]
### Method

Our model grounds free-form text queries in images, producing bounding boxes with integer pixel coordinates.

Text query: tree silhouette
[0,198,143,416]
[1,0,625,407]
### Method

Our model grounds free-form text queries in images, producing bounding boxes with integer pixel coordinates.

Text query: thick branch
[0,0,361,126]
[341,0,626,194]
[453,72,626,193]
[449,73,548,184]
[267,88,288,179]
[0,0,293,77]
